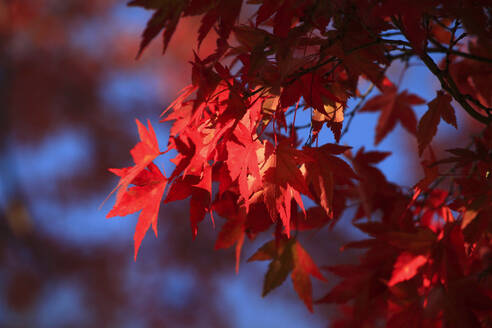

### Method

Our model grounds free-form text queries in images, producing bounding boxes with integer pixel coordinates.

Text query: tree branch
[427,36,492,64]
[392,17,491,125]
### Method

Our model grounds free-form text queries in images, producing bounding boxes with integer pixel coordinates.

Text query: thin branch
[387,47,492,64]
[286,39,387,85]
[293,123,312,130]
[391,16,491,125]
[340,83,375,139]
[380,31,404,37]
[428,37,492,64]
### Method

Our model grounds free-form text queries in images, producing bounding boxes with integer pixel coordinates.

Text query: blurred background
[0,1,482,327]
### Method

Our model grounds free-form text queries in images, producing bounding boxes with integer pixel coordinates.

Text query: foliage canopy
[108,0,492,325]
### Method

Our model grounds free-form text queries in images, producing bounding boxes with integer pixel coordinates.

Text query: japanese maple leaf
[261,140,312,236]
[303,143,356,217]
[189,165,213,238]
[165,124,223,239]
[107,119,161,207]
[417,90,457,155]
[311,103,345,143]
[291,241,327,312]
[329,39,387,87]
[168,121,219,180]
[248,239,326,312]
[105,119,164,259]
[129,0,242,57]
[414,150,439,194]
[301,72,340,116]
[361,84,424,144]
[226,122,262,208]
[195,0,242,47]
[128,0,188,58]
[348,148,392,218]
[107,162,167,260]
[164,166,213,239]
[255,0,312,38]
[213,192,246,273]
[249,239,294,297]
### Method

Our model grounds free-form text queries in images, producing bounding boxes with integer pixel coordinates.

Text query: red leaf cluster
[107,0,492,324]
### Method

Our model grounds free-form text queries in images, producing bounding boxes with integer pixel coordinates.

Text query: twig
[340,83,375,139]
[391,16,491,125]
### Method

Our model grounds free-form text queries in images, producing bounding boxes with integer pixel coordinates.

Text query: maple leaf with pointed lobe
[213,192,246,273]
[414,156,439,193]
[311,103,345,143]
[316,264,368,305]
[261,140,312,236]
[107,119,161,208]
[107,163,167,260]
[301,72,340,117]
[302,143,356,217]
[248,238,326,311]
[106,119,166,259]
[417,90,457,156]
[293,206,331,231]
[128,0,188,58]
[225,121,262,207]
[164,165,213,239]
[291,241,327,312]
[196,0,242,47]
[248,238,294,297]
[328,36,387,87]
[348,148,392,218]
[129,0,242,58]
[316,243,396,313]
[361,83,425,144]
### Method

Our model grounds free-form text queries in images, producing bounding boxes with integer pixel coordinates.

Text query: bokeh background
[0,1,482,327]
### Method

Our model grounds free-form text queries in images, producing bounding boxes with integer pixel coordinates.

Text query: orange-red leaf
[388,252,427,286]
[107,119,161,206]
[226,122,262,207]
[106,120,165,259]
[107,163,167,260]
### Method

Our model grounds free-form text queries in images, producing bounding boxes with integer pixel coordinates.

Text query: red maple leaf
[213,192,246,273]
[105,119,166,259]
[291,241,327,312]
[417,90,457,155]
[128,0,187,58]
[226,121,262,208]
[248,238,326,312]
[107,163,167,260]
[303,143,356,217]
[361,84,425,144]
[261,140,312,236]
[106,119,161,208]
[164,165,213,239]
